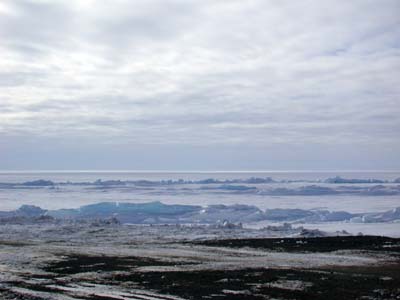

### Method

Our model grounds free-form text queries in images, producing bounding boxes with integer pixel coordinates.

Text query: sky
[0,0,399,171]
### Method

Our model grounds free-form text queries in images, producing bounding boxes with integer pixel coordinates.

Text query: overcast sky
[0,0,399,170]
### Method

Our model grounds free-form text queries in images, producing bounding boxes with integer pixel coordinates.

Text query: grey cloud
[0,0,77,50]
[0,71,47,87]
[90,1,200,45]
[0,0,399,169]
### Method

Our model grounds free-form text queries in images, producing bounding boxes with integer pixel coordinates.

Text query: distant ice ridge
[1,175,399,187]
[324,176,387,184]
[258,185,400,196]
[0,202,399,225]
[0,177,276,187]
[1,177,400,197]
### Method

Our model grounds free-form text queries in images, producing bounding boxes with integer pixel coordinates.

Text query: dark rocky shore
[0,224,399,300]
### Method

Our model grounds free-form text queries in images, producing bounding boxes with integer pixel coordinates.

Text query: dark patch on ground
[0,288,47,300]
[0,240,32,247]
[3,236,400,299]
[2,280,61,294]
[194,235,400,253]
[0,283,123,300]
[43,254,189,275]
[111,266,400,300]
[0,254,198,299]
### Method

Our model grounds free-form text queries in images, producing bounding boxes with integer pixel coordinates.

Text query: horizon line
[0,169,399,173]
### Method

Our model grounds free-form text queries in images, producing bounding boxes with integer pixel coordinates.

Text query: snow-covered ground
[0,223,399,300]
[247,221,400,237]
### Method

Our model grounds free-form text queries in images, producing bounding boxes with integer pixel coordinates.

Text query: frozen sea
[0,171,399,236]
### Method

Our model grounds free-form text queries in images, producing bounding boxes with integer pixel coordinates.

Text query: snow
[1,200,400,237]
[0,220,398,299]
[1,172,400,240]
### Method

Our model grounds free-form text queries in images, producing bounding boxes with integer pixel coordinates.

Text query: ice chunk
[325,176,385,184]
[15,205,47,217]
[21,179,54,186]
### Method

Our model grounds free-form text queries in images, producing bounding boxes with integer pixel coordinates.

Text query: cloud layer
[0,0,399,169]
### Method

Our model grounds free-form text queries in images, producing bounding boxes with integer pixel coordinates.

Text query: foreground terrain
[0,224,399,300]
